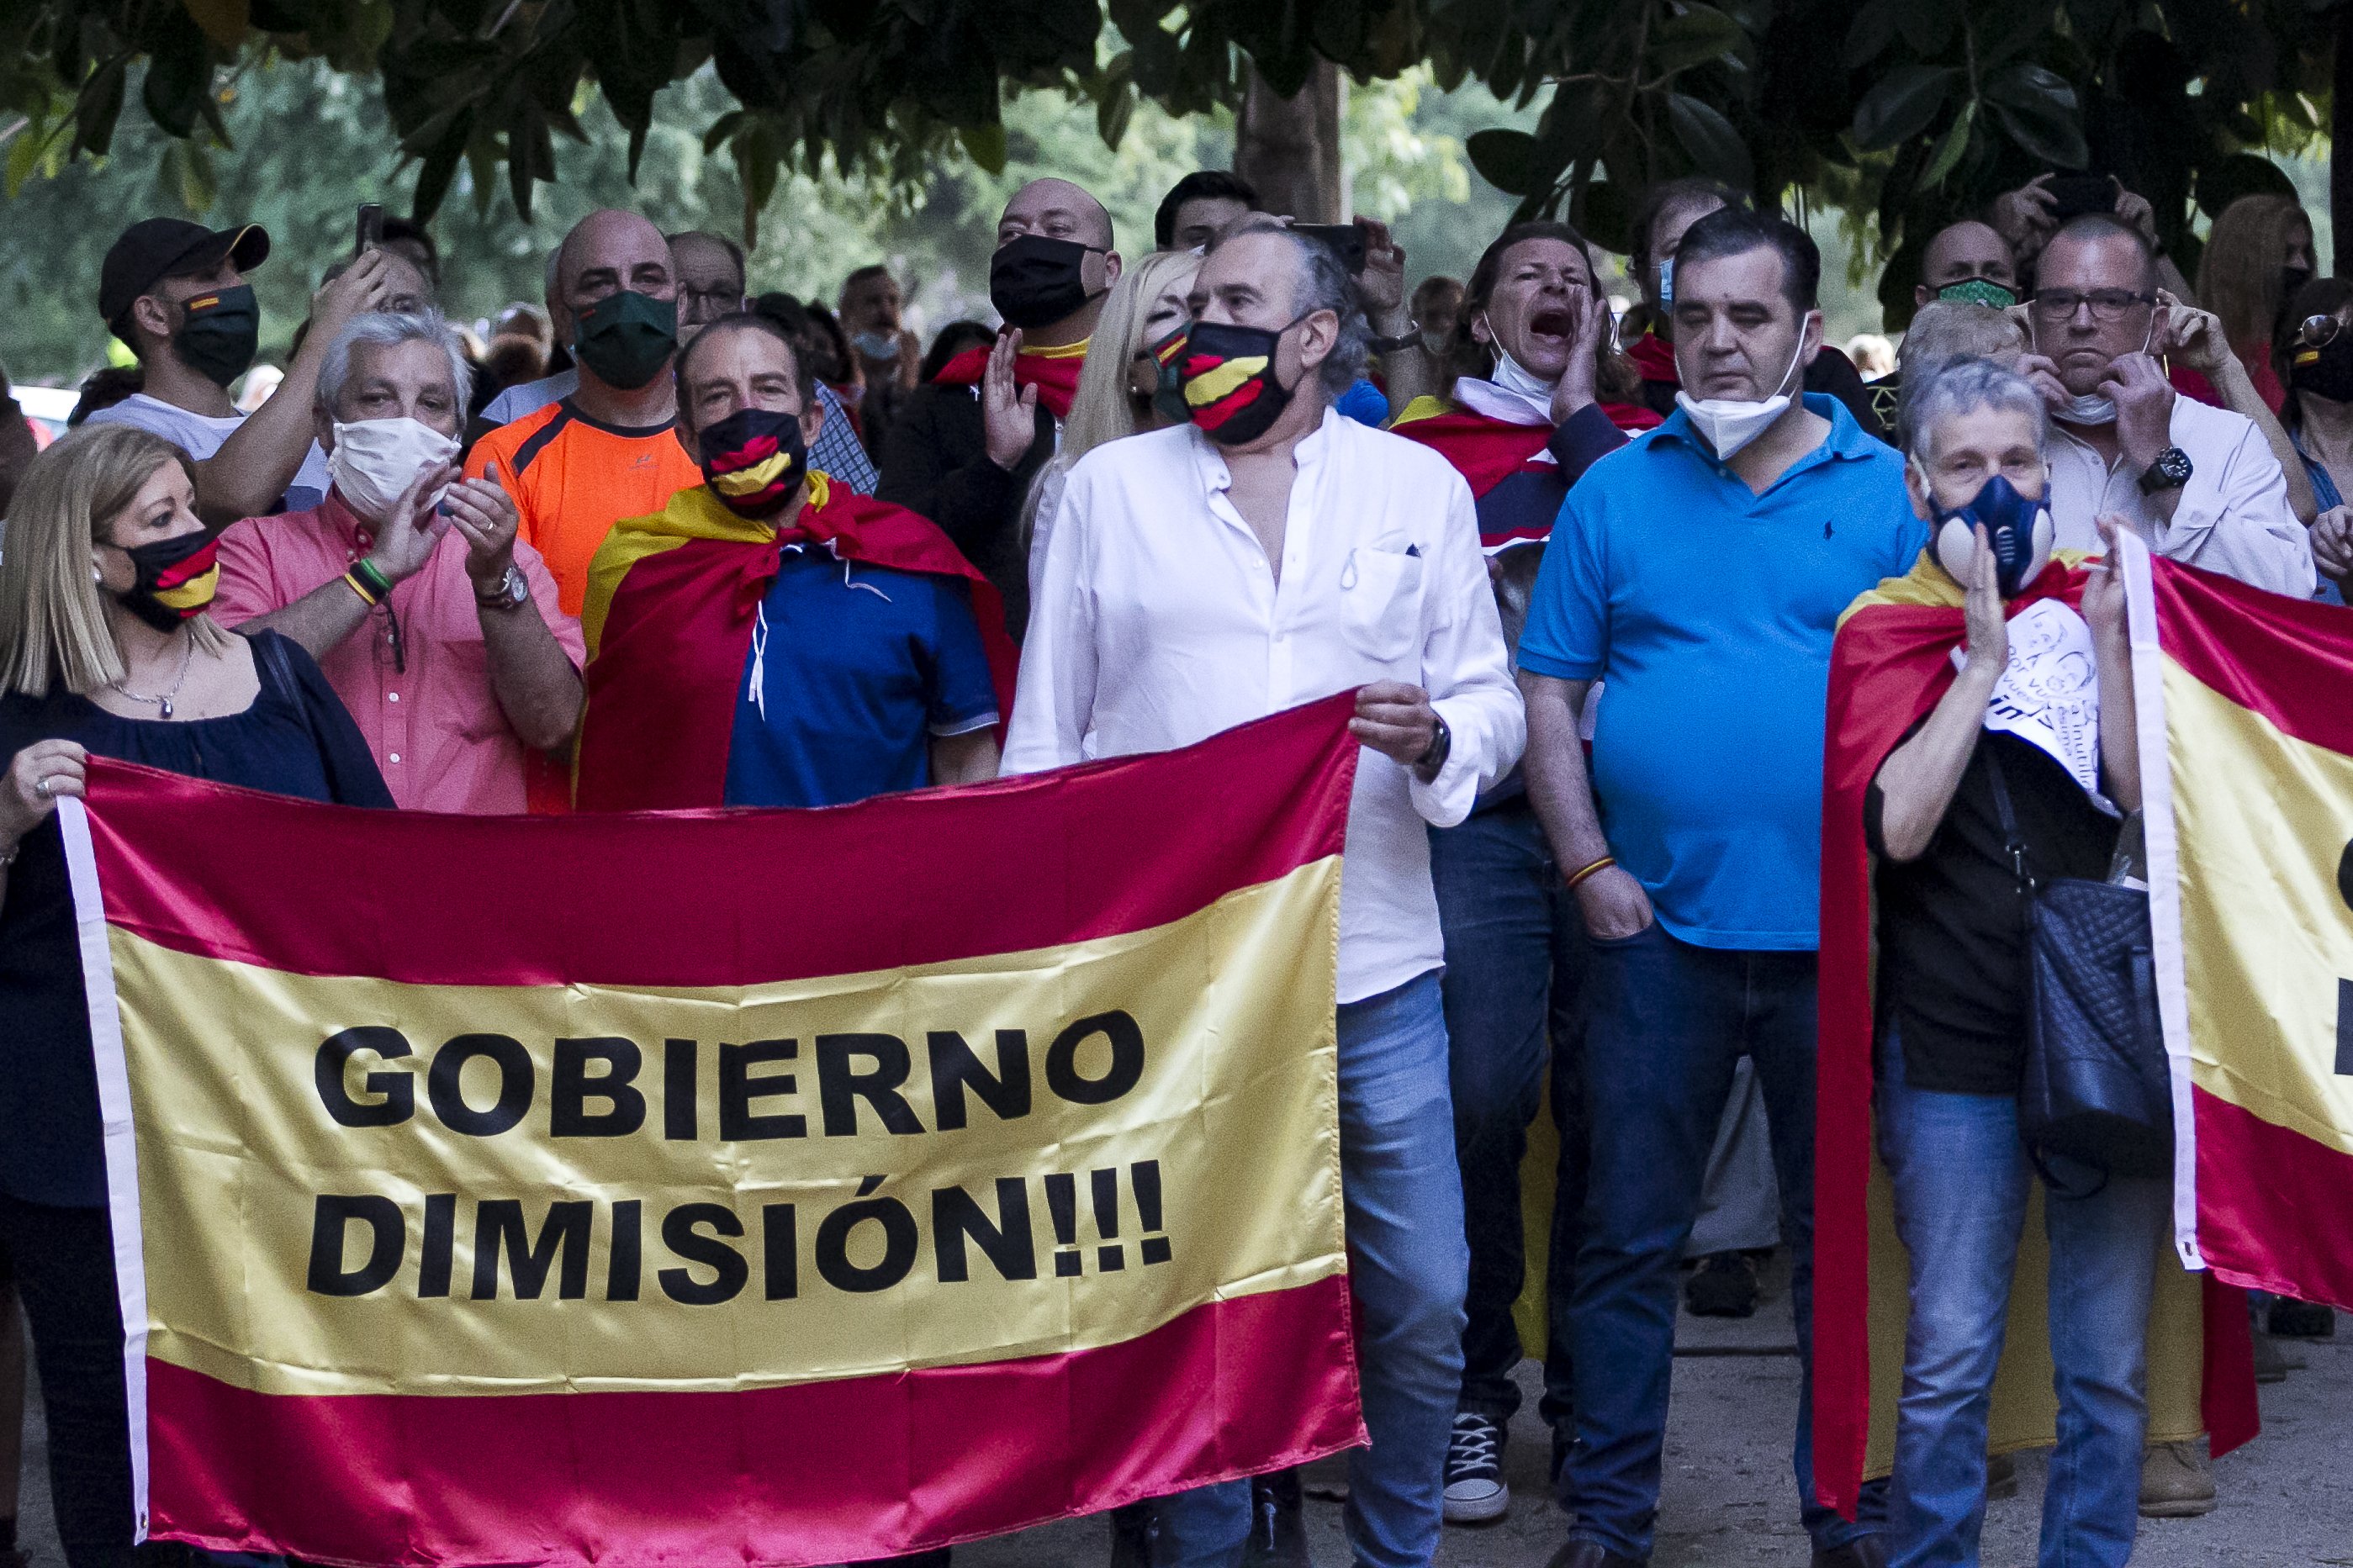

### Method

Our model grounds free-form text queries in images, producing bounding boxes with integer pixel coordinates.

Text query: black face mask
[2282,266,2317,309]
[173,283,260,389]
[1143,324,1191,426]
[1178,316,1306,447]
[990,234,1104,330]
[2291,334,2353,403]
[573,290,679,391]
[698,405,808,517]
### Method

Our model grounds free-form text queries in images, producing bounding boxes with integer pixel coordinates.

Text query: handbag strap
[1980,738,2038,895]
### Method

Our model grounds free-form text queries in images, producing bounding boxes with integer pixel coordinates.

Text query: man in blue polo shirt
[1515,206,1926,1568]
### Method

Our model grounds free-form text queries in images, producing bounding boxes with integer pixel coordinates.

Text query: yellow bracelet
[1564,855,1617,891]
[342,571,379,608]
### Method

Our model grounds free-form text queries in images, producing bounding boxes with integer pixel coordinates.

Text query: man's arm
[450,470,583,752]
[928,729,1000,785]
[2142,417,2316,596]
[2160,293,2319,523]
[219,465,452,657]
[193,252,392,524]
[1518,672,1653,939]
[1000,471,1098,775]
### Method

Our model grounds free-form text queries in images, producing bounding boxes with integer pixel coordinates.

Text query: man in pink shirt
[216,312,584,813]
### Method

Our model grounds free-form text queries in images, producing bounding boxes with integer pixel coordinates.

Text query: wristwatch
[1368,325,1423,355]
[476,563,530,612]
[2139,446,2193,494]
[1414,715,1451,773]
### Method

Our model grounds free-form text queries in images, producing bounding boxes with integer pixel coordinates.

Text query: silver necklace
[110,635,196,719]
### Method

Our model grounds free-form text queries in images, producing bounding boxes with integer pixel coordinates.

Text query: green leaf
[1647,3,1747,78]
[1843,4,1899,68]
[1917,97,1975,188]
[1983,61,2087,170]
[1466,126,1541,196]
[74,58,130,157]
[1665,92,1752,190]
[1889,0,1956,55]
[1096,81,1135,149]
[1851,63,1959,150]
[957,120,1007,174]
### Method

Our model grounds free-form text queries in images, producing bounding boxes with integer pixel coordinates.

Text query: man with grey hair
[2019,212,2312,594]
[214,311,583,813]
[1006,214,1525,1567]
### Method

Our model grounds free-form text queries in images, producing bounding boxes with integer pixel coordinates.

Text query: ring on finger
[34,776,53,800]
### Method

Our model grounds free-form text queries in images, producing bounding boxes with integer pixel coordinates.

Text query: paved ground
[14,1275,2351,1566]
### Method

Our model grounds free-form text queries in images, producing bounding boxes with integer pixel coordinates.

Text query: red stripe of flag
[145,1276,1362,1566]
[2194,1085,2353,1310]
[2153,557,2353,754]
[85,694,1360,990]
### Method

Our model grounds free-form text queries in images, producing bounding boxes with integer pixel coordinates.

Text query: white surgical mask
[2038,314,2155,429]
[1674,335,1808,460]
[852,329,901,362]
[1485,330,1559,417]
[327,417,460,525]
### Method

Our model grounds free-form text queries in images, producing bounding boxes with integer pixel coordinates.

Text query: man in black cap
[90,216,390,521]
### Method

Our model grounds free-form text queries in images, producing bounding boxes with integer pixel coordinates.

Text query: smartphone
[1296,223,1367,275]
[2044,174,2115,224]
[355,203,383,256]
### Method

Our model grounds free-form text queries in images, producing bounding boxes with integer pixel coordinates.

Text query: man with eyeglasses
[2017,213,2313,595]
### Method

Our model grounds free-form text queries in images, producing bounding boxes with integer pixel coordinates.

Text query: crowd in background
[0,155,2346,1568]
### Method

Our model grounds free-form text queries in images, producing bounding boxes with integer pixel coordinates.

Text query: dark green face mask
[174,282,261,389]
[574,289,678,391]
[1935,277,2019,310]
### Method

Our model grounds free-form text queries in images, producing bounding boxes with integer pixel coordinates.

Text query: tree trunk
[1234,60,1347,223]
[2335,3,2353,272]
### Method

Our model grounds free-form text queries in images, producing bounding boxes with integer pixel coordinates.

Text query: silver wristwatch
[476,563,530,612]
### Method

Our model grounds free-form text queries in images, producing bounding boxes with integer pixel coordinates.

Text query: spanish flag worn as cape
[1388,399,1661,504]
[1812,549,2260,1515]
[574,474,1018,812]
[933,335,1089,420]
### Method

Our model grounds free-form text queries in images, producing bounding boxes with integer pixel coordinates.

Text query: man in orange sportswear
[465,209,699,618]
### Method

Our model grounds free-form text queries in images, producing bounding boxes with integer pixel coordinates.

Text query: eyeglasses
[2295,314,2345,351]
[2029,288,2157,322]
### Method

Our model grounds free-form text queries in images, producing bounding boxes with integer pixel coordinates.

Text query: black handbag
[1984,747,2174,1185]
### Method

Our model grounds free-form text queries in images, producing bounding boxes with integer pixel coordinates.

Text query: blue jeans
[1559,926,1874,1560]
[1155,971,1467,1568]
[1429,800,1588,1437]
[1876,1037,2166,1568]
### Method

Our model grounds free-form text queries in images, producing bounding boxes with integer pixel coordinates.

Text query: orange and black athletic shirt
[465,399,702,618]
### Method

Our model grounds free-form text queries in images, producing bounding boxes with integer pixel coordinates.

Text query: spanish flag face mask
[1179,314,1310,446]
[112,527,221,633]
[698,405,808,518]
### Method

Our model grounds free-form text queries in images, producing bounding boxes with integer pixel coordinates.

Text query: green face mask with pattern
[1935,277,2019,310]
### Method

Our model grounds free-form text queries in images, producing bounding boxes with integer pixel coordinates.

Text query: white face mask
[2038,314,2155,428]
[327,417,460,525]
[1674,335,1808,460]
[1486,330,1558,406]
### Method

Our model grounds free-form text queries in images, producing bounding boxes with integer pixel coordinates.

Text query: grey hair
[315,311,473,421]
[1901,355,2048,465]
[1211,214,1370,397]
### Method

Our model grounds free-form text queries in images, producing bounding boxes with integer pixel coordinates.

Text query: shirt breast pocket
[1337,546,1425,664]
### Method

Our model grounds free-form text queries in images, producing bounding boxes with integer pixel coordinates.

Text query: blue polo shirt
[722,546,999,809]
[1518,394,1928,948]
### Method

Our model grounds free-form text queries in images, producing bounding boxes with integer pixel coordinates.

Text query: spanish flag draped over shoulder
[932,335,1088,420]
[575,475,1018,811]
[1387,395,1660,506]
[1811,541,2268,1515]
[61,695,1368,1565]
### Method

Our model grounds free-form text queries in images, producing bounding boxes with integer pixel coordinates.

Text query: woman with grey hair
[1860,356,2160,1567]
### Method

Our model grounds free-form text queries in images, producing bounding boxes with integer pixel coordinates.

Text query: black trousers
[0,1194,188,1568]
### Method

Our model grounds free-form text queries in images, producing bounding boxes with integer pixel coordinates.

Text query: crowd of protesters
[0,156,2342,1568]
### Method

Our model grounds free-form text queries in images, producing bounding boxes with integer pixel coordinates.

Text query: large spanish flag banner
[59,696,1365,1565]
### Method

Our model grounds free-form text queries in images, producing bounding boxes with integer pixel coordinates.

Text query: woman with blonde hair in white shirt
[1021,248,1203,585]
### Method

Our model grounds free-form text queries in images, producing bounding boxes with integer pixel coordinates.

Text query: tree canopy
[3,2,2345,334]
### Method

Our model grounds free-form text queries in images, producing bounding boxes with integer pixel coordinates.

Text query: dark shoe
[2139,1441,2217,1518]
[1684,1250,1760,1318]
[2253,1330,2300,1383]
[1986,1449,2018,1500]
[1547,1542,1644,1568]
[2266,1296,2337,1338]
[1107,1500,1153,1567]
[1442,1409,1511,1523]
[1811,1538,1889,1568]
[1243,1467,1310,1566]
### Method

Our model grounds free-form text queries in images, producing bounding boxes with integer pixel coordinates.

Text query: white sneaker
[1442,1410,1510,1523]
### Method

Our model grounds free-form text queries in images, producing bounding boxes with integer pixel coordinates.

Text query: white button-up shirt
[1004,409,1525,1003]
[2046,396,2313,596]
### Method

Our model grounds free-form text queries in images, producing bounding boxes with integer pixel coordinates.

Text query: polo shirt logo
[1824,520,1834,538]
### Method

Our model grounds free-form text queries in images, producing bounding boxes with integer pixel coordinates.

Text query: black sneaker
[1244,1468,1310,1565]
[1443,1410,1510,1523]
[1684,1251,1760,1318]
[2266,1296,2337,1338]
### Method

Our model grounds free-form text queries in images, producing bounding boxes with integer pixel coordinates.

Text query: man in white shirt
[1006,215,1524,1568]
[2017,214,2313,595]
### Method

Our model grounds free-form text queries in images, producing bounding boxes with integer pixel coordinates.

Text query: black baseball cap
[98,219,271,328]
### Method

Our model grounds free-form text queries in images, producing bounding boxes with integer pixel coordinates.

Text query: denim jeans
[1155,971,1467,1568]
[1428,799,1588,1435]
[1558,926,1874,1560]
[1875,1037,2166,1568]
